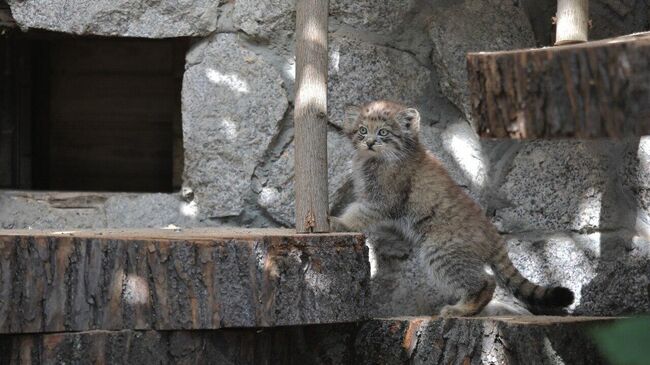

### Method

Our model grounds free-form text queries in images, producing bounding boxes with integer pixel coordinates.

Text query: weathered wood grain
[0,317,615,364]
[0,229,368,333]
[294,0,330,232]
[355,316,613,365]
[0,325,358,365]
[468,33,650,138]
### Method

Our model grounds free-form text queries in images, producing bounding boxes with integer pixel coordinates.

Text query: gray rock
[493,140,628,233]
[182,34,288,218]
[227,0,419,39]
[0,192,107,229]
[104,193,205,228]
[258,130,354,227]
[512,231,650,316]
[622,137,650,235]
[574,234,650,315]
[7,0,220,37]
[328,36,431,129]
[330,0,416,33]
[428,0,535,122]
[421,120,489,204]
[0,191,206,229]
[230,0,295,39]
[507,231,650,316]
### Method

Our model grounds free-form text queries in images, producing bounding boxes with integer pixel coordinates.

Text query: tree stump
[467,33,650,138]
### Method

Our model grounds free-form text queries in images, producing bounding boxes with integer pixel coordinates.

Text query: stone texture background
[1,0,649,316]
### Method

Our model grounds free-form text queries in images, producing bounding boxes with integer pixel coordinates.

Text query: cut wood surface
[0,229,368,333]
[468,32,650,139]
[0,317,615,364]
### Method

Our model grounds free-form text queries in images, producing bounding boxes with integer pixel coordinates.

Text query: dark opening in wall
[0,30,188,192]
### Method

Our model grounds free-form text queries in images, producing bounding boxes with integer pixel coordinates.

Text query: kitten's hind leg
[440,276,496,317]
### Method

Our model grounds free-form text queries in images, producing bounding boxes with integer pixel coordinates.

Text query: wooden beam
[294,0,329,232]
[467,33,650,139]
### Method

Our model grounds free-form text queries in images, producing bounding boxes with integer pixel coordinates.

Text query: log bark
[294,0,330,232]
[355,316,613,365]
[0,317,615,364]
[0,229,368,333]
[0,325,358,365]
[468,33,650,139]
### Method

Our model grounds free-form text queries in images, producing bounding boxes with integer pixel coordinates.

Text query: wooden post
[294,0,329,232]
[555,0,589,45]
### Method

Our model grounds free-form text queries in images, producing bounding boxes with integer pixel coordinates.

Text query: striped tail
[490,245,574,310]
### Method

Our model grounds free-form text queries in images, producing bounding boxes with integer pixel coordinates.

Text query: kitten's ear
[343,105,361,135]
[395,108,420,133]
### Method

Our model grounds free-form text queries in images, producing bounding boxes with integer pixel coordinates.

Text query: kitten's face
[343,101,420,161]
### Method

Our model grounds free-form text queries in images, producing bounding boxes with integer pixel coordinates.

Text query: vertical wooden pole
[555,0,589,45]
[294,0,329,232]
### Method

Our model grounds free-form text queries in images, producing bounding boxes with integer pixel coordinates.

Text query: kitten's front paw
[329,216,350,232]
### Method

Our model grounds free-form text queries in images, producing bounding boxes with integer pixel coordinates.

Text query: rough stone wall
[1,0,649,315]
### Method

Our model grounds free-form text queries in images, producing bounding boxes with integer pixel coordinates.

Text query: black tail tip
[547,286,575,307]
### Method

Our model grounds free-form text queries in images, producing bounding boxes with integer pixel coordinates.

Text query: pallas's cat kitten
[331,100,574,316]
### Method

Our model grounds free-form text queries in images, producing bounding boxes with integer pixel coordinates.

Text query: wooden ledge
[0,229,368,333]
[0,228,361,242]
[468,32,650,139]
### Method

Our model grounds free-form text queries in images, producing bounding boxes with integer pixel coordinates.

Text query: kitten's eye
[359,126,368,135]
[378,128,388,136]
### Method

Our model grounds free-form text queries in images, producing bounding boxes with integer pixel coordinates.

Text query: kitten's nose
[366,139,376,149]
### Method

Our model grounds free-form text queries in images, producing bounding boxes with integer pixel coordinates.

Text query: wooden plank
[467,32,650,139]
[0,229,368,333]
[294,0,330,232]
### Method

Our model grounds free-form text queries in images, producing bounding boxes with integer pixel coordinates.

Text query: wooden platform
[0,316,615,364]
[0,229,369,333]
[468,32,650,139]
